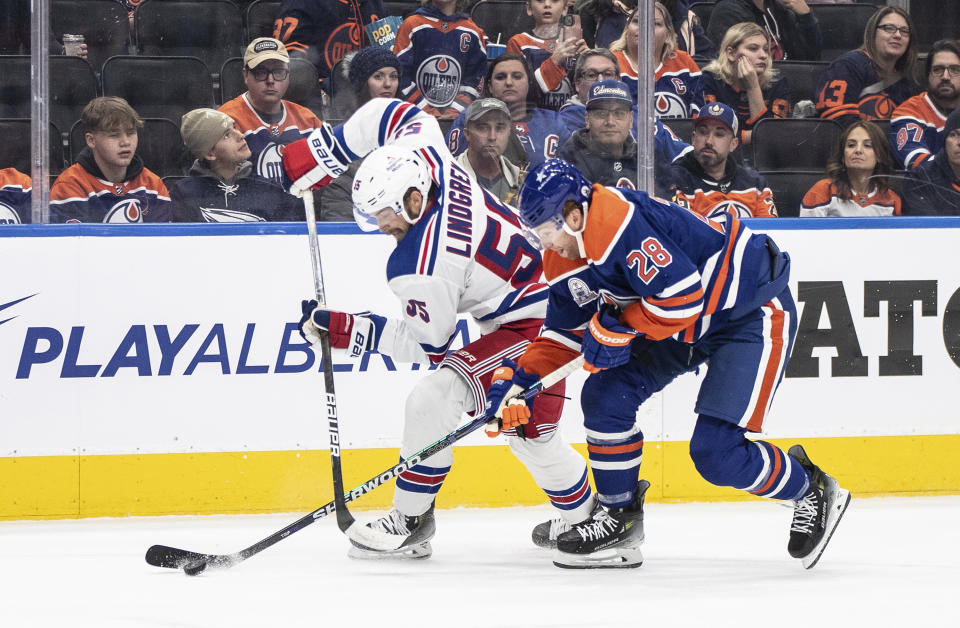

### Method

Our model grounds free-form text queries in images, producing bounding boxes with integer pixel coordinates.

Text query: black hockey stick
[144,355,584,575]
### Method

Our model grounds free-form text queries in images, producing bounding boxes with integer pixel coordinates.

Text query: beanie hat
[348,46,401,96]
[181,108,234,159]
[945,108,960,137]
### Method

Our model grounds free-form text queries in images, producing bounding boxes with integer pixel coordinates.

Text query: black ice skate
[347,505,436,560]
[552,479,649,569]
[531,499,602,549]
[787,445,851,569]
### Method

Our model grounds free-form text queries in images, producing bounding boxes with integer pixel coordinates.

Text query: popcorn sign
[366,16,403,49]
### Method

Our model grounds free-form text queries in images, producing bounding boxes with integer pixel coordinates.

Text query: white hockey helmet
[351,145,433,232]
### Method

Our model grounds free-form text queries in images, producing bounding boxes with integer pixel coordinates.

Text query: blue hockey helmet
[517,159,592,231]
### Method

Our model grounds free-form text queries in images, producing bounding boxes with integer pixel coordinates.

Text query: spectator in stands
[702,22,791,145]
[0,2,78,56]
[890,40,960,171]
[800,120,901,217]
[273,0,384,95]
[455,98,524,203]
[902,108,960,216]
[670,102,778,217]
[318,46,403,221]
[662,0,716,58]
[816,6,919,127]
[219,37,323,191]
[393,0,488,119]
[0,168,31,224]
[170,109,303,223]
[559,79,639,189]
[506,0,586,111]
[575,0,633,49]
[447,53,575,166]
[50,97,170,223]
[611,3,704,116]
[562,47,621,111]
[706,0,821,62]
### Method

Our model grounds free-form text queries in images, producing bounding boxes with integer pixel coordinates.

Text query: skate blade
[801,486,851,570]
[347,541,432,561]
[552,546,643,569]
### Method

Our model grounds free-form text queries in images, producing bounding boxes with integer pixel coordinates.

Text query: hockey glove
[484,359,539,437]
[581,303,639,373]
[281,124,349,197]
[298,300,382,358]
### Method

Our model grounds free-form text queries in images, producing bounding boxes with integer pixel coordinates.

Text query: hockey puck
[183,559,207,576]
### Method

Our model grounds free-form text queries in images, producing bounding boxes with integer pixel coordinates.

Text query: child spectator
[610,3,704,116]
[50,97,170,223]
[219,37,324,190]
[0,168,31,224]
[170,109,303,222]
[702,22,791,145]
[800,120,901,217]
[393,0,488,119]
[506,0,587,111]
[815,6,919,127]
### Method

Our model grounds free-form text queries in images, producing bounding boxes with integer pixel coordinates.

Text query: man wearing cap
[560,79,640,190]
[455,98,523,203]
[670,101,778,218]
[169,108,304,222]
[902,107,960,215]
[219,37,323,191]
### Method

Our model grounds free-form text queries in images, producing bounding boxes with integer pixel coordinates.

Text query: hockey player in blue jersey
[484,159,851,569]
[281,98,594,558]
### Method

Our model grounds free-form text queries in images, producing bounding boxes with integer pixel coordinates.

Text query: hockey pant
[393,366,593,523]
[582,290,808,508]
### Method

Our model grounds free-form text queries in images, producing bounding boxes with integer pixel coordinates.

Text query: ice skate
[347,505,436,560]
[552,480,649,569]
[531,499,601,549]
[787,445,851,569]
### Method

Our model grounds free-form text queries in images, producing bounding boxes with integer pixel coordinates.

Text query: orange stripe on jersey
[542,249,588,282]
[750,445,782,495]
[704,213,741,315]
[582,185,632,263]
[587,440,644,455]
[745,303,786,433]
[646,290,703,309]
[621,299,698,341]
[517,336,581,380]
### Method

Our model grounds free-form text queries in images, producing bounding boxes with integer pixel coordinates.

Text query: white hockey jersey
[330,98,549,364]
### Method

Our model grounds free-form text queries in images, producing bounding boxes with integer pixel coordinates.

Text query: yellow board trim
[2,434,958,520]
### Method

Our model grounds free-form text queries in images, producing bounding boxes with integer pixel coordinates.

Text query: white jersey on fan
[329,98,548,364]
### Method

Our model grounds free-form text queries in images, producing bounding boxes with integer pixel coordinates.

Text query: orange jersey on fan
[800,178,902,217]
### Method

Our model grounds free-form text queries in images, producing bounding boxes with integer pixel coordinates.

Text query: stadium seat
[662,117,695,144]
[773,60,829,107]
[70,118,189,177]
[470,0,535,45]
[751,118,842,171]
[50,0,131,74]
[101,55,214,122]
[690,2,714,30]
[759,170,824,217]
[246,0,282,40]
[135,0,244,77]
[0,119,65,175]
[909,3,960,51]
[219,58,245,105]
[810,4,877,62]
[0,56,98,144]
[384,1,419,19]
[324,58,358,120]
[219,57,321,112]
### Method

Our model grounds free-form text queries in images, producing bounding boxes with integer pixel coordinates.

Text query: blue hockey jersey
[0,168,31,224]
[702,73,791,142]
[446,106,577,167]
[816,49,920,126]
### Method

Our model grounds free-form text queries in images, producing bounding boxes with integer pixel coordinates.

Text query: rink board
[1,219,959,518]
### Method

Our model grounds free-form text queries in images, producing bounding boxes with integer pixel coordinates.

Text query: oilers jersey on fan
[669,151,778,218]
[816,50,921,126]
[507,32,575,111]
[702,73,791,142]
[446,106,576,166]
[0,168,31,224]
[49,149,170,223]
[327,98,549,364]
[614,49,704,118]
[219,93,323,190]
[889,92,950,169]
[393,5,488,119]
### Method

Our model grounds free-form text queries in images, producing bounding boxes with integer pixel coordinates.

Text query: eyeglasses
[246,66,290,81]
[931,65,960,77]
[586,108,632,121]
[579,69,619,81]
[877,24,910,37]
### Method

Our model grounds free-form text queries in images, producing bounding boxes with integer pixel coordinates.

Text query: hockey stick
[144,355,584,575]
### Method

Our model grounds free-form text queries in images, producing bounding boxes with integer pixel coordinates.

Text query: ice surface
[2,496,957,627]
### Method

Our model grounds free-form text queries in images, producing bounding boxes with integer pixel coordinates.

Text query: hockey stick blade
[144,544,212,570]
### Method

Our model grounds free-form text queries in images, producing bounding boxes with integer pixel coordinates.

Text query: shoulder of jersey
[582,184,634,262]
[0,168,31,189]
[801,178,835,208]
[543,249,588,283]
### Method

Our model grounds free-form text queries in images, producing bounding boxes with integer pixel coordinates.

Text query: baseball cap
[244,37,289,69]
[586,79,632,109]
[695,102,739,135]
[181,108,235,159]
[465,98,511,123]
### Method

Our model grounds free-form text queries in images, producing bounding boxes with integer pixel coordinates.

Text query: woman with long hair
[800,120,902,217]
[702,22,791,144]
[816,6,920,126]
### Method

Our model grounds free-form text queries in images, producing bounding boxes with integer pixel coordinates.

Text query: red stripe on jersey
[549,479,591,505]
[587,439,644,455]
[750,446,783,496]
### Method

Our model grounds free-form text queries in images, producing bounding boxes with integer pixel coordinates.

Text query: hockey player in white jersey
[282,98,594,558]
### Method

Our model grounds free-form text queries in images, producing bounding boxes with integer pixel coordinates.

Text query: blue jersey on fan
[446,106,577,166]
[0,168,31,224]
[816,49,920,126]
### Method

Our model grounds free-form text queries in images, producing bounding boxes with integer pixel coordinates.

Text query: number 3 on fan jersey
[627,237,672,284]
[406,299,430,322]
